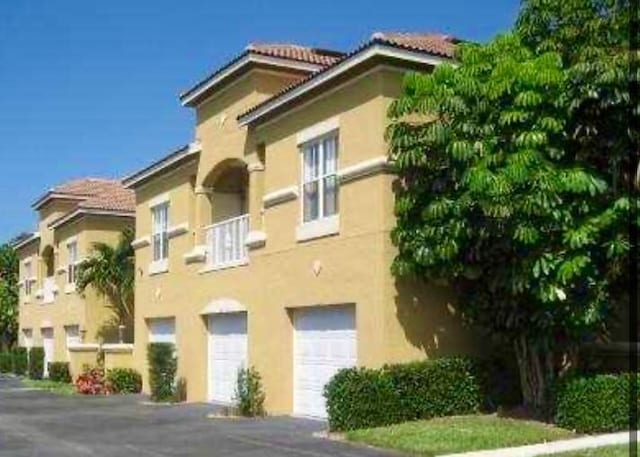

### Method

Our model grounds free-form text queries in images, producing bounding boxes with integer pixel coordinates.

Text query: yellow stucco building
[14,178,135,376]
[124,32,481,417]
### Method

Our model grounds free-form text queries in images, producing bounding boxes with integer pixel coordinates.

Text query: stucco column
[247,162,265,231]
[194,186,213,245]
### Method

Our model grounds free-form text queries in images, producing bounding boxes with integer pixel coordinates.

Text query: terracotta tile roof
[237,32,458,124]
[77,182,135,213]
[38,178,134,214]
[46,179,135,229]
[369,32,458,58]
[51,178,124,198]
[180,43,344,105]
[245,43,344,67]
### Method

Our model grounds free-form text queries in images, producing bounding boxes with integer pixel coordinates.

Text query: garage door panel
[208,313,247,404]
[294,305,356,418]
[41,328,54,378]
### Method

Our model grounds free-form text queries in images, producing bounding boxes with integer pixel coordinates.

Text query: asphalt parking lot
[0,376,392,457]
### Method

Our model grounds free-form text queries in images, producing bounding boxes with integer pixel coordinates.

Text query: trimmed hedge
[324,357,481,431]
[107,368,142,394]
[147,343,177,401]
[48,362,71,383]
[556,373,639,433]
[28,347,45,380]
[12,348,28,376]
[0,352,12,373]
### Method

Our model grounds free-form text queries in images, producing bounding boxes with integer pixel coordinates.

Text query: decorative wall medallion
[312,260,322,277]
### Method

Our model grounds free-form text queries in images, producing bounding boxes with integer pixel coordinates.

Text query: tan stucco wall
[17,203,133,366]
[104,350,134,371]
[132,66,479,414]
[68,348,100,378]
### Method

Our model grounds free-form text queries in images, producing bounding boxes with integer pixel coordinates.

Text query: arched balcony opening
[41,245,57,303]
[202,159,250,269]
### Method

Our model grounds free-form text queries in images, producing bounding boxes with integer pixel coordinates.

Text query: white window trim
[296,214,340,242]
[66,240,79,285]
[263,186,299,208]
[149,258,169,276]
[132,236,151,250]
[22,259,34,297]
[148,193,170,208]
[296,117,339,145]
[299,132,339,226]
[167,222,189,239]
[151,201,170,265]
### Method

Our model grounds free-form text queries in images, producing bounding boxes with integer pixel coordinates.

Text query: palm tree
[76,228,134,343]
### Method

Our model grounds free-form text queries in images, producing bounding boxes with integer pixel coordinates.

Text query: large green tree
[388,1,633,414]
[76,228,135,342]
[0,244,19,349]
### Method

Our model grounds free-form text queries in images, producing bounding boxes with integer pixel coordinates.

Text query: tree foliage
[0,244,18,349]
[388,0,635,415]
[76,228,135,327]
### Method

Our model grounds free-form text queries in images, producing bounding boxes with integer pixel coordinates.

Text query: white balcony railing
[204,214,250,269]
[43,276,57,304]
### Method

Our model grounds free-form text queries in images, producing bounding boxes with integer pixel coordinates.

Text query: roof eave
[48,208,135,230]
[179,54,323,108]
[11,232,40,250]
[31,193,87,210]
[122,142,200,189]
[237,42,453,127]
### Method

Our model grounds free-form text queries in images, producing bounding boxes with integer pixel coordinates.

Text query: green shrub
[106,368,142,394]
[235,367,266,417]
[48,362,71,383]
[556,373,639,433]
[0,352,13,373]
[324,357,482,431]
[325,367,401,431]
[386,358,481,420]
[12,348,28,376]
[147,343,177,401]
[28,347,44,380]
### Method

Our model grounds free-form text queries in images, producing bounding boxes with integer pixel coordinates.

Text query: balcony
[204,214,250,269]
[42,276,57,304]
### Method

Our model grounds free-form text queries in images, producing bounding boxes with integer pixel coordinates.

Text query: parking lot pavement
[0,376,393,457]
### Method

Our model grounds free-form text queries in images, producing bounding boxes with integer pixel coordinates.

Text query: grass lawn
[345,414,575,456]
[22,379,76,395]
[541,445,630,457]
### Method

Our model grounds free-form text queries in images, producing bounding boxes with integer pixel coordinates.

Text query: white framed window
[301,134,339,223]
[67,240,78,284]
[151,202,169,262]
[23,260,33,296]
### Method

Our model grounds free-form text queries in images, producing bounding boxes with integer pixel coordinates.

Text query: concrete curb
[440,431,632,457]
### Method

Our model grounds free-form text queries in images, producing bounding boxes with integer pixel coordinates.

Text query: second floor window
[67,241,78,284]
[301,134,338,223]
[23,261,32,296]
[152,202,169,262]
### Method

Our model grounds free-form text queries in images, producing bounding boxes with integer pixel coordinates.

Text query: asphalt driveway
[0,376,392,457]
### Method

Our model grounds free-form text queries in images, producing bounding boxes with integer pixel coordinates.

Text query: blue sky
[0,0,520,242]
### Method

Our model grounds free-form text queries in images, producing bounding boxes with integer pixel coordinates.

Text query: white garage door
[65,325,80,361]
[294,305,356,418]
[208,313,247,404]
[41,328,54,378]
[148,318,176,344]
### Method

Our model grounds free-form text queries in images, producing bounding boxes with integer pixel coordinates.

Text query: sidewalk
[441,431,632,457]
